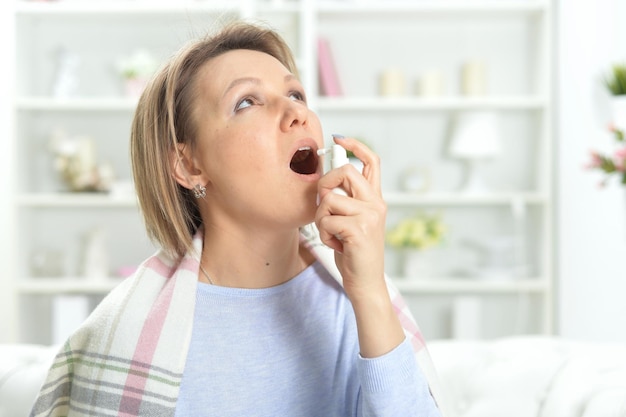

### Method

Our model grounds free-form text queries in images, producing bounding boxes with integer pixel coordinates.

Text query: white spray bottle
[317,143,349,196]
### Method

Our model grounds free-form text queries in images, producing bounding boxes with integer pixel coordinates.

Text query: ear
[170,143,208,190]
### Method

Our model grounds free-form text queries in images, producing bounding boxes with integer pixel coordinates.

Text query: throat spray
[317,144,349,196]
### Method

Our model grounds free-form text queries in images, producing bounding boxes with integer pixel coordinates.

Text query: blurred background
[0,0,624,346]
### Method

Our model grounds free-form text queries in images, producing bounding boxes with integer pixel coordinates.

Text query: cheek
[308,112,324,141]
[209,131,272,175]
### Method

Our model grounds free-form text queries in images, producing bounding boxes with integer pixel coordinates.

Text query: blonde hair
[130,21,298,259]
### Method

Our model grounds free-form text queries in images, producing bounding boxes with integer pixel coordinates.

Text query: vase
[402,248,439,279]
[124,77,148,97]
[612,96,626,131]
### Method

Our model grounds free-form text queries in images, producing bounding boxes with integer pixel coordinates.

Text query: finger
[332,136,382,194]
[315,213,346,253]
[317,164,376,202]
[316,188,375,225]
[315,199,386,253]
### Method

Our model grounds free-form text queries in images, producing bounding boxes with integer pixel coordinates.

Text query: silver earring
[192,184,206,199]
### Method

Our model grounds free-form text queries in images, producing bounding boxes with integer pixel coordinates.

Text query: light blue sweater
[174,261,440,417]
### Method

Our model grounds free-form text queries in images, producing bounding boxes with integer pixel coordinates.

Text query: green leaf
[605,64,626,95]
[600,156,616,173]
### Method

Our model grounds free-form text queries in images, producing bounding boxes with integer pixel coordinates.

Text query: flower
[49,129,114,192]
[386,212,447,250]
[116,49,157,80]
[615,148,626,172]
[585,125,626,186]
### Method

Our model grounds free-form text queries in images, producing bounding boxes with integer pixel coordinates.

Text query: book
[317,37,342,97]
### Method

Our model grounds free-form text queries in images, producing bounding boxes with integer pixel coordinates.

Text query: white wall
[558,0,626,342]
[0,2,17,342]
[2,1,625,343]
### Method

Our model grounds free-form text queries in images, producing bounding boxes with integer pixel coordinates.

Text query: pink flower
[584,150,603,169]
[614,147,626,160]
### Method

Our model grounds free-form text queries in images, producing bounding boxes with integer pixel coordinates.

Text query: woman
[31,22,444,417]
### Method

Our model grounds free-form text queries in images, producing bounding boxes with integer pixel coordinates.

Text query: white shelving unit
[312,0,554,340]
[317,96,547,111]
[7,0,554,344]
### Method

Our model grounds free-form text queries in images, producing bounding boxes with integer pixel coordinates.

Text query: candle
[379,68,406,96]
[416,69,445,97]
[461,59,487,96]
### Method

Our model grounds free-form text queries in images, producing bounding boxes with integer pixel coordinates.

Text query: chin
[297,194,318,224]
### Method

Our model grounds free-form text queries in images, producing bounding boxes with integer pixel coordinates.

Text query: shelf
[15,191,545,208]
[8,0,555,344]
[315,96,547,112]
[15,0,547,16]
[15,97,138,111]
[384,192,548,206]
[16,193,137,208]
[15,1,242,16]
[16,277,547,296]
[17,278,121,295]
[254,2,301,14]
[16,96,547,112]
[392,278,548,294]
[316,1,548,15]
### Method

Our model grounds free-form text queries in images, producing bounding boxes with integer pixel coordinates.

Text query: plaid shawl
[30,224,447,417]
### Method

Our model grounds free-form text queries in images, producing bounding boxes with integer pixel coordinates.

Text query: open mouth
[290,146,319,175]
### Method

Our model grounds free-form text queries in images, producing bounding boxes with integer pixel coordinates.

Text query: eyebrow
[222,74,298,99]
[222,77,260,99]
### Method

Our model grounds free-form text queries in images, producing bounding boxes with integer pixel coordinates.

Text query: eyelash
[233,90,306,113]
[234,96,257,112]
[289,90,306,102]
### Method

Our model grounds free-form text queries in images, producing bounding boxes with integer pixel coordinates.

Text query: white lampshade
[449,111,501,194]
[449,111,500,159]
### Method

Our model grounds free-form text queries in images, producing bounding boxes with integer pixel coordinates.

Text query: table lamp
[448,111,501,194]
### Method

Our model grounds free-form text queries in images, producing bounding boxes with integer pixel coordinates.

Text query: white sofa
[1,337,625,417]
[429,336,626,417]
[0,344,58,417]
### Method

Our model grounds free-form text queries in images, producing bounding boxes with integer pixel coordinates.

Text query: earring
[192,184,206,199]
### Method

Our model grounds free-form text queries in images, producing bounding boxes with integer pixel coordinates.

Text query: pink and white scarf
[30,225,447,416]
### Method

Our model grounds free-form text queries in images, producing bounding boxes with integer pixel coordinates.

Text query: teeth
[298,146,311,151]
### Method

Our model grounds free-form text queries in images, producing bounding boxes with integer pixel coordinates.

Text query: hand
[314,136,388,300]
[315,136,404,358]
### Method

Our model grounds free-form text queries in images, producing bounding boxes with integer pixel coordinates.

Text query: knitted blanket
[30,224,447,417]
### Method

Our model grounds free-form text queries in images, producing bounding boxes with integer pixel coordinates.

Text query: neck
[200,222,314,288]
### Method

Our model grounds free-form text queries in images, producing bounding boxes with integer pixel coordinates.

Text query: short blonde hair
[130,21,298,259]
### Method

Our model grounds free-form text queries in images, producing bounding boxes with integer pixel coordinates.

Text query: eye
[234,96,256,112]
[289,90,306,103]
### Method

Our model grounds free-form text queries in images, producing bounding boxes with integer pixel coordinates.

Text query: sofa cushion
[428,337,626,417]
[0,344,58,417]
[428,337,569,417]
[538,341,626,417]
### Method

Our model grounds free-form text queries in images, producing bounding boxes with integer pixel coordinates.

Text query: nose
[280,97,308,131]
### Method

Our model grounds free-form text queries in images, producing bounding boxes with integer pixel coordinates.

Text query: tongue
[290,147,318,175]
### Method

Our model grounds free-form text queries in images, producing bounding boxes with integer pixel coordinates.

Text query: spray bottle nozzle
[317,144,349,170]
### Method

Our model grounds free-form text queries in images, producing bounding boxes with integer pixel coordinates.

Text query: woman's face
[191,49,324,230]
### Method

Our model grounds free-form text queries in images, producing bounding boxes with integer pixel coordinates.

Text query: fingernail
[332,133,345,139]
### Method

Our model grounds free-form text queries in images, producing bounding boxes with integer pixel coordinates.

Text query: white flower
[116,49,157,79]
